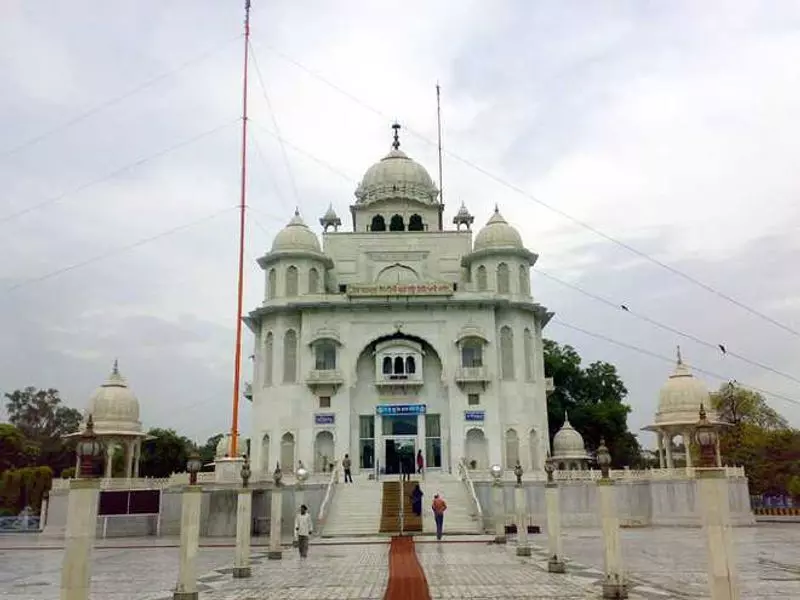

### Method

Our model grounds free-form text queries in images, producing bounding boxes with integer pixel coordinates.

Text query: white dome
[655,349,716,425]
[85,361,141,434]
[473,207,523,251]
[552,413,589,459]
[271,210,321,253]
[355,144,438,205]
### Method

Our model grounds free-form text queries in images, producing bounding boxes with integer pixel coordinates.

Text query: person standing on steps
[342,454,353,483]
[416,449,424,475]
[294,504,313,558]
[432,493,447,540]
[411,483,424,516]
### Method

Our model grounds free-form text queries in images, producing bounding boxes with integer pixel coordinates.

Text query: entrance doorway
[385,438,415,475]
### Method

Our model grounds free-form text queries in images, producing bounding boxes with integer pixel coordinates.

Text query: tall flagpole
[436,82,444,205]
[230,0,251,458]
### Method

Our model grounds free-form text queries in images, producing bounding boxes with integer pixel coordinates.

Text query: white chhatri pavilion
[549,412,590,470]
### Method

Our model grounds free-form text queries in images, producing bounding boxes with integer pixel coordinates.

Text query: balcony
[374,373,425,391]
[455,366,490,391]
[305,369,345,393]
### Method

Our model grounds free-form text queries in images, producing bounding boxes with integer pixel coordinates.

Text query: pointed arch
[283,329,297,383]
[497,262,510,294]
[371,215,386,231]
[285,265,298,296]
[405,356,416,374]
[389,214,405,231]
[523,328,534,381]
[308,267,319,294]
[519,264,530,296]
[263,331,273,387]
[476,265,487,291]
[408,214,424,231]
[505,428,519,468]
[500,326,515,380]
[268,269,277,299]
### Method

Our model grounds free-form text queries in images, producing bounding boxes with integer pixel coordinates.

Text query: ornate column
[104,443,114,479]
[664,433,674,469]
[514,482,530,556]
[490,465,506,544]
[133,440,141,477]
[683,430,693,469]
[124,439,135,479]
[544,462,565,573]
[597,439,628,599]
[656,432,664,468]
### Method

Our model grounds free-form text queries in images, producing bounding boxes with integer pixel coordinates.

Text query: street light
[241,454,251,488]
[187,449,203,486]
[295,465,309,484]
[489,463,503,485]
[596,437,612,480]
[694,404,718,468]
[77,414,104,479]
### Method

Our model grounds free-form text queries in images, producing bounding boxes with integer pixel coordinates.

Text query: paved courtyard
[0,525,797,599]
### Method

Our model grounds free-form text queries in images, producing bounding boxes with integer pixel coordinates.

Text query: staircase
[321,476,382,537]
[419,472,484,535]
[380,480,423,533]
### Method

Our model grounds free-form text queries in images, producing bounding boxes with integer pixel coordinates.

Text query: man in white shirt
[294,504,313,558]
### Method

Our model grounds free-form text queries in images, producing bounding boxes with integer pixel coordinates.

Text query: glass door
[384,437,416,474]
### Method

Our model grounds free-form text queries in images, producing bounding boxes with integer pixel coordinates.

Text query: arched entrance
[261,433,270,473]
[465,428,488,470]
[505,428,519,468]
[314,431,335,472]
[280,432,295,472]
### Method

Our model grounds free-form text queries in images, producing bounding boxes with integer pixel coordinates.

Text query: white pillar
[374,415,383,475]
[514,485,530,556]
[133,441,141,478]
[418,413,426,474]
[664,434,674,469]
[656,433,665,468]
[233,489,252,578]
[683,431,693,469]
[598,480,628,598]
[715,438,722,467]
[173,486,202,600]
[545,482,565,573]
[124,440,135,479]
[60,479,100,600]
[104,445,114,479]
[697,468,740,599]
[268,487,283,560]
[493,482,506,544]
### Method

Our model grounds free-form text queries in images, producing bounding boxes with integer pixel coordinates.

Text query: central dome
[85,361,141,434]
[354,126,438,206]
[655,350,716,425]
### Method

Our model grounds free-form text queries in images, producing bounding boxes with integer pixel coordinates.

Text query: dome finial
[564,410,570,424]
[391,122,401,150]
[294,207,300,217]
[112,358,119,375]
[676,345,683,365]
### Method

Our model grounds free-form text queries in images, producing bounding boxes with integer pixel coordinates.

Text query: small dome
[85,361,141,434]
[552,413,589,459]
[272,210,321,253]
[473,206,523,251]
[655,348,716,425]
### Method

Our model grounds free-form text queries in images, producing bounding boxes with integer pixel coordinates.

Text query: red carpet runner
[383,536,432,600]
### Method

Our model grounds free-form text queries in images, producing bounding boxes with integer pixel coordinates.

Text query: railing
[399,468,405,535]
[458,457,484,530]
[0,516,41,532]
[317,467,339,535]
[468,465,748,483]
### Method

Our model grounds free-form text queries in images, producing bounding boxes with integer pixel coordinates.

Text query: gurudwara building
[244,126,553,477]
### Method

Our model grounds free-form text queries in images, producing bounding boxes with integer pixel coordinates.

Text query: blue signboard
[315,413,335,425]
[464,410,485,422]
[376,404,426,416]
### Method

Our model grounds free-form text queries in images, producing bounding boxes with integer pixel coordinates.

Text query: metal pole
[399,466,405,536]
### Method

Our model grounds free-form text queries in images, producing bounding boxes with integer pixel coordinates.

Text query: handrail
[399,467,405,535]
[458,457,483,528]
[317,467,338,534]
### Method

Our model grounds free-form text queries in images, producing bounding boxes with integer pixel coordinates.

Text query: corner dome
[85,361,141,434]
[552,413,588,458]
[271,210,321,253]
[473,206,523,251]
[655,349,715,425]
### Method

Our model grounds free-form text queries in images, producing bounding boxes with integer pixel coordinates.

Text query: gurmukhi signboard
[346,282,454,297]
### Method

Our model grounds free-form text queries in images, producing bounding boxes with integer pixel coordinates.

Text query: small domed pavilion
[550,412,590,470]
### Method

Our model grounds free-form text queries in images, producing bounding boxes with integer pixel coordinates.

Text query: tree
[712,383,788,430]
[0,423,37,472]
[4,387,82,475]
[138,428,193,478]
[543,339,640,467]
[199,434,224,467]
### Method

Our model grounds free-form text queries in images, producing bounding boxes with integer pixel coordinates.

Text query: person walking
[410,484,424,516]
[342,454,353,483]
[294,504,313,558]
[416,449,424,475]
[432,494,447,541]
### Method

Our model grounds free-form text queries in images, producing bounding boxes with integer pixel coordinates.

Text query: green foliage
[61,467,75,479]
[0,423,38,472]
[711,383,788,430]
[139,428,193,478]
[0,466,53,515]
[543,339,641,467]
[199,434,224,467]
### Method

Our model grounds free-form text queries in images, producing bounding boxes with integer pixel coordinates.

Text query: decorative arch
[283,329,297,383]
[519,265,530,296]
[308,267,319,294]
[285,265,299,296]
[268,269,277,299]
[500,326,515,380]
[280,432,296,471]
[314,339,337,370]
[389,214,405,231]
[376,264,419,284]
[497,262,510,294]
[261,433,270,473]
[408,214,424,231]
[263,331,274,386]
[460,337,484,368]
[465,428,488,470]
[505,428,519,468]
[523,328,534,381]
[371,215,386,231]
[314,431,335,472]
[476,265,487,291]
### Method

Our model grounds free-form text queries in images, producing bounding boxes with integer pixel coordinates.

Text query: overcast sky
[2,0,799,448]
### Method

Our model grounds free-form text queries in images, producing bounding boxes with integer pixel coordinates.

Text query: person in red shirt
[431,494,447,540]
[416,449,424,474]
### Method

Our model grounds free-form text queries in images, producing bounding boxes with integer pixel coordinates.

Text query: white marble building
[244,126,554,477]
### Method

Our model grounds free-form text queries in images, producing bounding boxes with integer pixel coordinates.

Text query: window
[393,356,405,375]
[461,339,483,368]
[283,329,297,383]
[263,332,273,386]
[523,328,534,381]
[314,340,337,370]
[497,262,510,294]
[382,415,418,435]
[268,269,277,299]
[408,214,424,231]
[425,414,442,468]
[405,356,416,374]
[286,266,298,296]
[319,396,331,408]
[500,326,515,380]
[389,214,405,231]
[468,393,480,406]
[371,215,386,231]
[476,265,487,291]
[382,356,392,374]
[308,268,319,294]
[519,265,530,296]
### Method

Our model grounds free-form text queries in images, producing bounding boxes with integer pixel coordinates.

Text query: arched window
[263,331,273,386]
[497,263,510,294]
[393,356,405,374]
[268,269,277,299]
[382,356,392,374]
[308,267,319,294]
[500,326,515,380]
[315,340,337,370]
[523,328,534,381]
[286,266,298,296]
[389,214,405,231]
[283,329,297,383]
[476,265,487,291]
[519,265,530,297]
[406,356,416,374]
[371,215,386,231]
[461,339,483,368]
[408,214,424,231]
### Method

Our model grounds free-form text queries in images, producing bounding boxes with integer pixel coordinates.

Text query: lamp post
[695,405,740,599]
[513,463,530,556]
[174,450,203,600]
[596,438,627,598]
[489,464,505,544]
[60,416,103,600]
[268,463,283,560]
[233,455,252,579]
[544,460,565,573]
[293,466,309,547]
